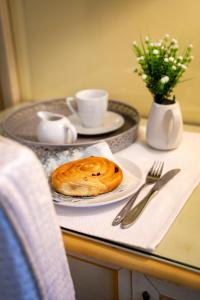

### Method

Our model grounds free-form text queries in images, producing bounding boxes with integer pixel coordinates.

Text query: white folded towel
[0,136,75,299]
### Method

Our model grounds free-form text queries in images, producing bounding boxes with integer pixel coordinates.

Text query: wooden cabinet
[67,252,200,300]
[144,274,200,300]
[67,251,132,300]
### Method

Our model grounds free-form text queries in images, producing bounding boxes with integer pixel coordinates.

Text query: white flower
[137,56,144,61]
[153,49,159,55]
[145,36,150,42]
[189,44,193,49]
[132,41,137,46]
[181,64,187,70]
[190,55,194,60]
[142,74,147,80]
[172,44,179,49]
[178,56,183,60]
[160,76,169,84]
[169,57,174,62]
[154,42,161,47]
[172,66,176,70]
[165,34,170,39]
[150,42,154,47]
[164,57,169,62]
[177,63,181,67]
[172,38,178,44]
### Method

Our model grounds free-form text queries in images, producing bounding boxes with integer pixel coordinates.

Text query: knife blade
[121,168,181,229]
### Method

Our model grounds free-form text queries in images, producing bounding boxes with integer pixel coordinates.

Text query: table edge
[62,230,200,292]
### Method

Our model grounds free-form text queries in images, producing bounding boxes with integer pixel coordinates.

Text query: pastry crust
[51,156,123,196]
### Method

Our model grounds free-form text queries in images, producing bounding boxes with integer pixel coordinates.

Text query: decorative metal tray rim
[2,98,140,153]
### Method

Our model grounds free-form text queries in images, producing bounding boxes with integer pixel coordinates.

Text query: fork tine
[158,161,164,176]
[154,161,164,177]
[154,161,160,176]
[149,161,164,177]
[150,161,159,176]
[148,161,156,175]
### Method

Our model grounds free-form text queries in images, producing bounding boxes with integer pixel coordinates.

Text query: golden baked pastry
[51,156,123,196]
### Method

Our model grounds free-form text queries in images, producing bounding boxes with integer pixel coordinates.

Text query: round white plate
[49,157,143,208]
[68,111,124,135]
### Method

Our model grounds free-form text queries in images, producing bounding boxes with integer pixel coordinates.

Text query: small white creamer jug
[37,111,77,144]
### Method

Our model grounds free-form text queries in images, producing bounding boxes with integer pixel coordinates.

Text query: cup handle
[64,120,77,143]
[165,108,182,146]
[66,97,78,115]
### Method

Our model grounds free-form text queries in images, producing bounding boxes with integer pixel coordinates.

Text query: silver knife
[121,169,181,229]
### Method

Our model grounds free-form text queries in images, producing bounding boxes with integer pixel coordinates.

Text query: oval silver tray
[2,98,140,153]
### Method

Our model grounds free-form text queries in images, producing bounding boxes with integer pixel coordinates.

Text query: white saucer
[68,111,124,135]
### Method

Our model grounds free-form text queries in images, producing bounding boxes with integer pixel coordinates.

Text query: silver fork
[112,161,164,226]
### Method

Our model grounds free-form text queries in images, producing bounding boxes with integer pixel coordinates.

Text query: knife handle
[121,189,158,229]
[112,183,146,226]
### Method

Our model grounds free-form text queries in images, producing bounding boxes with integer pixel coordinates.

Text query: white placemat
[55,127,200,251]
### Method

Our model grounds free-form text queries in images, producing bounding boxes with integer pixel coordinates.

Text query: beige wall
[0,85,4,110]
[8,0,200,124]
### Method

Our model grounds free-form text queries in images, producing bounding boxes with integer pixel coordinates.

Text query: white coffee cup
[66,89,108,128]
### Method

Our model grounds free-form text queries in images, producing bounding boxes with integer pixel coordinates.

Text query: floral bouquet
[132,34,194,104]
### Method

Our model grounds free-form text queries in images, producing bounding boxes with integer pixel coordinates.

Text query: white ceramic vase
[146,101,183,150]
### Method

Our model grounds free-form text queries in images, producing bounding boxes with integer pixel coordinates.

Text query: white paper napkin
[55,127,200,251]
